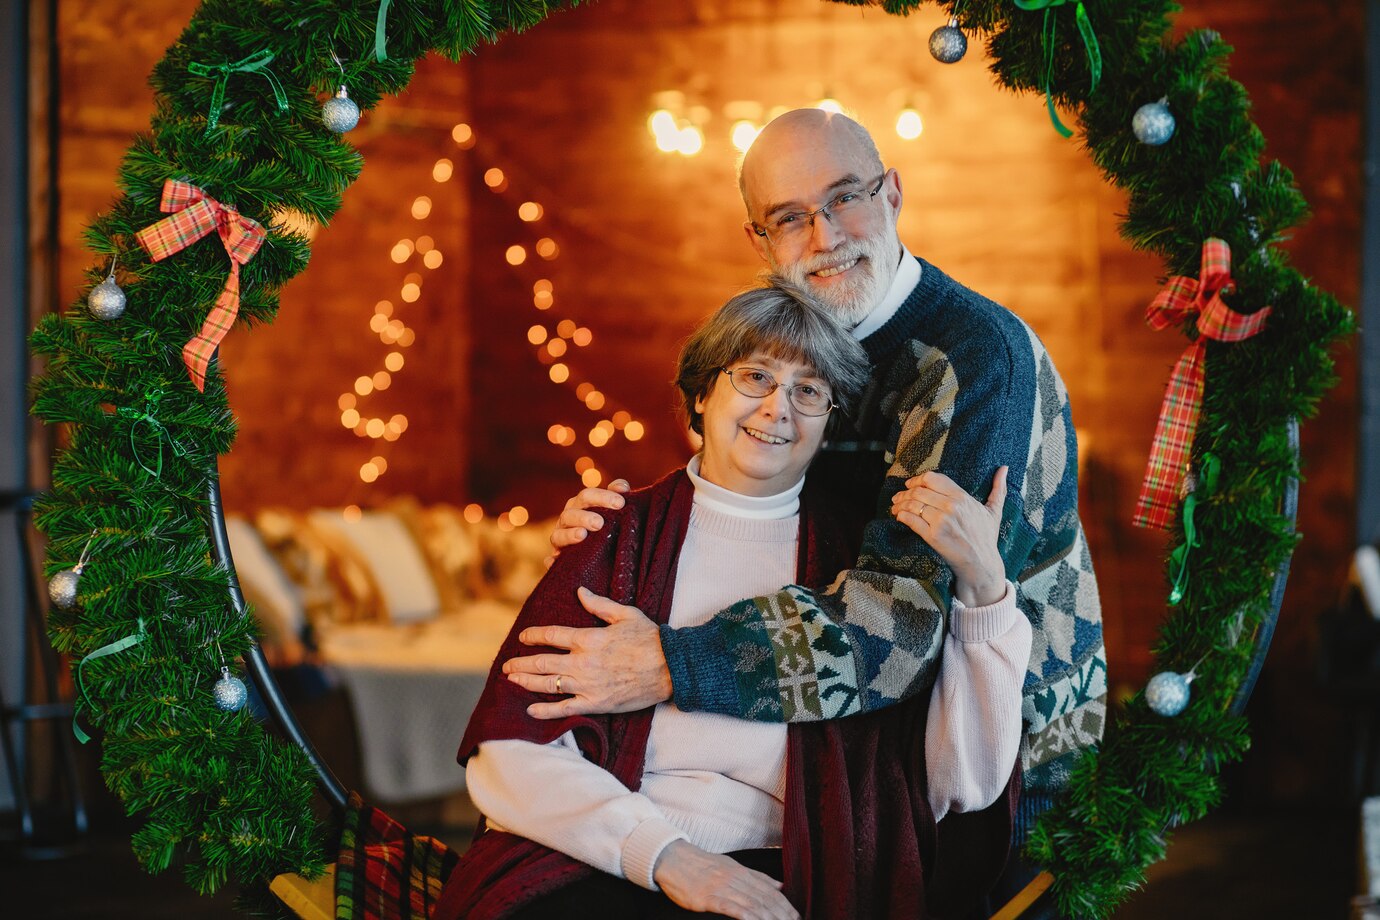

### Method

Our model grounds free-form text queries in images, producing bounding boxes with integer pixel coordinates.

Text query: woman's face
[695,352,831,497]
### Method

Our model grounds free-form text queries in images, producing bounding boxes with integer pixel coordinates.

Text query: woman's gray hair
[676,280,871,436]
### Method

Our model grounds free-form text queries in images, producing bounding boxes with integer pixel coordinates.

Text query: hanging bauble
[322,86,360,134]
[1144,670,1193,717]
[48,566,84,610]
[1132,98,1176,146]
[88,277,127,321]
[929,18,967,64]
[213,666,249,711]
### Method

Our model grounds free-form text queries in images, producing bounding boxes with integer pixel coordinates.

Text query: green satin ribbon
[117,389,188,479]
[1013,0,1102,137]
[375,0,393,62]
[1167,453,1221,605]
[188,49,289,132]
[73,618,147,744]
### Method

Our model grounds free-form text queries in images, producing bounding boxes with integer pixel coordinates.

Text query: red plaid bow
[135,180,266,392]
[1133,238,1271,529]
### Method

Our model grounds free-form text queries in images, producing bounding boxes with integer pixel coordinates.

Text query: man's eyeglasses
[752,174,886,245]
[722,366,836,417]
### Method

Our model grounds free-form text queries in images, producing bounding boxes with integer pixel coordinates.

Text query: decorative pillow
[474,517,555,606]
[255,508,385,629]
[224,515,307,645]
[386,498,484,612]
[308,509,442,625]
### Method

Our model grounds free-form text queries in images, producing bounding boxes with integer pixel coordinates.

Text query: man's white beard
[776,232,901,329]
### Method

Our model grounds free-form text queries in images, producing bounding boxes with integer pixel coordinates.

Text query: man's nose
[809,212,845,249]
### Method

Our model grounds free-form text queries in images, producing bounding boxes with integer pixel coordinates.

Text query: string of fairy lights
[646,94,927,155]
[338,121,647,530]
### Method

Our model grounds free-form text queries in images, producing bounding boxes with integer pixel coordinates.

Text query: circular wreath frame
[29,0,1353,915]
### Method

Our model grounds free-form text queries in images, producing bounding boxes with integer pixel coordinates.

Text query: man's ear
[743,220,772,264]
[883,167,903,215]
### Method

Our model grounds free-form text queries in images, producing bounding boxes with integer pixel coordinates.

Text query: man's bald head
[738,109,883,212]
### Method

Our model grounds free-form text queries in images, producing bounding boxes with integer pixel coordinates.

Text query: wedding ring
[555,675,563,694]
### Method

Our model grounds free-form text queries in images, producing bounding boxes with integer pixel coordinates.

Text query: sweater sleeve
[467,733,687,891]
[924,581,1032,822]
[661,319,1044,723]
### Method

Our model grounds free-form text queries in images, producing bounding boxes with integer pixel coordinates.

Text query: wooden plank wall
[47,0,1360,800]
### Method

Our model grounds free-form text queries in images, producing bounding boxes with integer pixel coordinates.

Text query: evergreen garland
[28,0,1351,914]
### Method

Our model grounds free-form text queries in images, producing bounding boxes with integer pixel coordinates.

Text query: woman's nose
[760,385,795,417]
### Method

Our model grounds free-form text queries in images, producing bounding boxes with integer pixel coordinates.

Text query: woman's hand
[890,467,1008,607]
[544,480,632,567]
[653,840,799,920]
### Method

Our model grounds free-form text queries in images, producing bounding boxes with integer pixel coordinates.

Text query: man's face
[741,123,903,327]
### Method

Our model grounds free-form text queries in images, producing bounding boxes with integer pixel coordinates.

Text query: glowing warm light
[576,382,595,400]
[401,282,421,302]
[536,348,555,366]
[518,201,543,222]
[560,427,577,447]
[596,420,616,435]
[372,371,392,390]
[383,427,400,442]
[533,291,553,311]
[341,409,360,428]
[398,328,416,347]
[816,98,843,114]
[411,196,433,219]
[589,427,610,447]
[366,418,386,438]
[581,468,603,488]
[575,456,595,474]
[452,123,474,147]
[509,506,530,527]
[338,393,357,411]
[390,414,409,432]
[895,108,924,140]
[483,167,506,188]
[535,238,559,260]
[371,456,389,474]
[343,505,362,523]
[381,326,399,344]
[649,110,679,151]
[547,424,566,444]
[731,120,760,152]
[624,420,645,441]
[415,236,435,253]
[675,126,703,156]
[533,279,553,294]
[463,503,484,523]
[573,327,592,346]
[549,363,570,383]
[556,319,577,338]
[390,240,414,263]
[612,411,631,429]
[433,158,454,182]
[384,352,405,372]
[423,250,444,269]
[547,338,568,357]
[527,325,548,345]
[375,300,394,316]
[506,245,528,265]
[355,376,374,396]
[497,514,514,533]
[354,421,369,437]
[360,463,380,483]
[584,390,605,411]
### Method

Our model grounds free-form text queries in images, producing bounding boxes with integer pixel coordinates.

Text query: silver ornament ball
[929,21,968,64]
[213,668,249,712]
[48,567,82,610]
[322,88,360,134]
[1145,670,1192,717]
[88,277,127,321]
[1132,101,1176,146]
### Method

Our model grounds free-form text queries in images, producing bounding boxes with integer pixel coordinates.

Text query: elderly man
[506,108,1106,853]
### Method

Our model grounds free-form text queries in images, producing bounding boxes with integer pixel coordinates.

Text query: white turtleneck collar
[685,454,802,520]
[849,244,920,342]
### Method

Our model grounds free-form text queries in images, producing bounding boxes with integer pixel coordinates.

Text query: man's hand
[653,840,799,920]
[544,480,631,567]
[503,586,673,718]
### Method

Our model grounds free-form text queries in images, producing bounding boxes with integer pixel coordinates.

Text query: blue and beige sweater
[659,256,1106,831]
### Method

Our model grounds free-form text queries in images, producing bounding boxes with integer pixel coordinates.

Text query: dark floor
[0,795,1355,919]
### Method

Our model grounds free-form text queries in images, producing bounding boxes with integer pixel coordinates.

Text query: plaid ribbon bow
[136,180,266,392]
[1133,238,1271,529]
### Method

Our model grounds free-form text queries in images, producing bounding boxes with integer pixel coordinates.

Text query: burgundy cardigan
[433,470,1018,919]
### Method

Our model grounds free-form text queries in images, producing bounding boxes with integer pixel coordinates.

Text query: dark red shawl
[433,469,1017,920]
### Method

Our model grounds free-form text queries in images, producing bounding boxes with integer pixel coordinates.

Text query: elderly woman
[435,283,1031,920]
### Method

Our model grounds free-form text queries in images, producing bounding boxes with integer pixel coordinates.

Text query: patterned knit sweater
[659,256,1107,827]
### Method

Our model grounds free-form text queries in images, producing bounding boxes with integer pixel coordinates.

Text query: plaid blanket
[335,792,459,920]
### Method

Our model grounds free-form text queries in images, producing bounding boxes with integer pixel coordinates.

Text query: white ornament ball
[1145,670,1192,717]
[1132,101,1176,146]
[213,667,249,712]
[929,21,967,64]
[88,277,127,321]
[48,567,82,610]
[322,87,360,134]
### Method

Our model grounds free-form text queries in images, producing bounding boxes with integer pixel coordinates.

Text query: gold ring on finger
[555,674,563,694]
